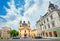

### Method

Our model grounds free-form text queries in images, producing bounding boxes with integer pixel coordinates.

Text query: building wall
[19,21,37,38]
[19,29,31,37]
[36,2,60,38]
[1,27,11,39]
[19,21,31,38]
[44,27,60,37]
[31,30,37,38]
[36,22,41,36]
[0,30,2,38]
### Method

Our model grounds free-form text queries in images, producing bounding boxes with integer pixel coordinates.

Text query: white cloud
[23,0,60,29]
[23,0,49,29]
[0,0,60,30]
[24,0,35,11]
[0,0,23,30]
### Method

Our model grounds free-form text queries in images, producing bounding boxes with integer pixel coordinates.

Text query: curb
[44,37,60,39]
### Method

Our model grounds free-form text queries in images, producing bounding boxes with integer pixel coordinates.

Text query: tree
[9,30,19,37]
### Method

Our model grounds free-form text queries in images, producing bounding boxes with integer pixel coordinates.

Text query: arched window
[25,30,26,33]
[42,32,44,36]
[46,32,48,37]
[41,33,42,36]
[53,31,57,37]
[20,25,21,27]
[49,32,52,37]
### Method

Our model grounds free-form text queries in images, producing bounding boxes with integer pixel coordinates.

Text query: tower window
[28,21,30,24]
[20,25,22,27]
[23,21,25,24]
[29,25,30,27]
[29,31,30,32]
[25,30,26,33]
[20,21,22,23]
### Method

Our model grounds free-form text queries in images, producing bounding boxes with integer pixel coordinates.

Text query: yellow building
[19,21,37,38]
[19,21,31,38]
[31,29,37,38]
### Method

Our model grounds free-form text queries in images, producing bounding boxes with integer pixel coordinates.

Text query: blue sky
[0,0,9,15]
[0,0,60,30]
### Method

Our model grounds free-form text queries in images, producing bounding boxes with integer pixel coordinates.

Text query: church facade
[19,21,37,38]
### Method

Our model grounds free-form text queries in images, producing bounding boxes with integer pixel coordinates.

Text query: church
[19,20,37,38]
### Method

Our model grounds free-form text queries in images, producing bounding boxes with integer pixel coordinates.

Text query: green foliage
[9,30,19,37]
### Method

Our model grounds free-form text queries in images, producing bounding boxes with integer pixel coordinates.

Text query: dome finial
[49,1,51,4]
[28,21,30,24]
[20,21,22,24]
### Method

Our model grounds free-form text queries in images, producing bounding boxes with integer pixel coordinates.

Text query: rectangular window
[40,22,43,26]
[46,32,48,37]
[48,24,50,28]
[40,27,42,30]
[25,30,26,33]
[47,18,49,22]
[53,31,57,37]
[45,25,46,29]
[44,20,45,23]
[49,32,52,37]
[50,15,53,19]
[52,21,55,27]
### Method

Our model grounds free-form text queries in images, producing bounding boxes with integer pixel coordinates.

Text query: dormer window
[48,1,55,11]
[49,1,55,8]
